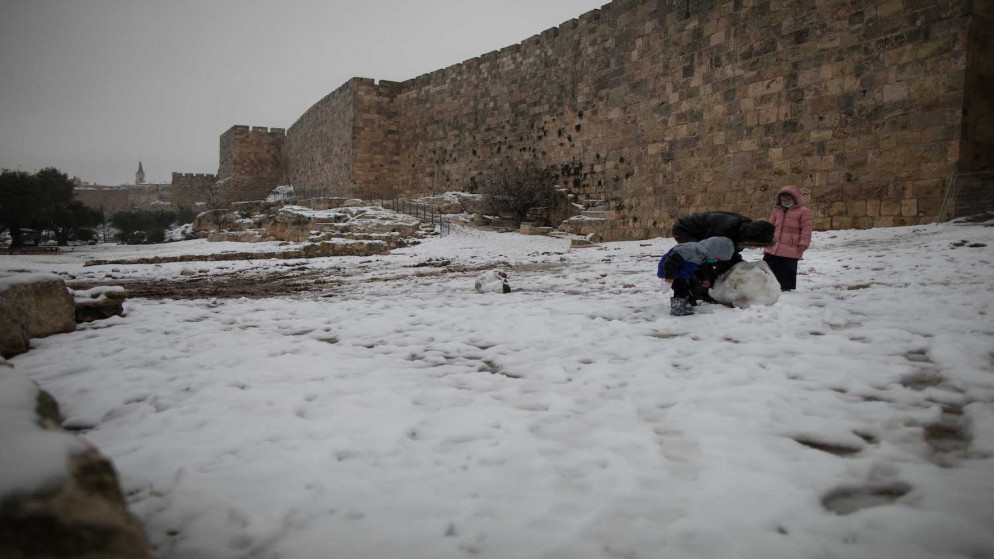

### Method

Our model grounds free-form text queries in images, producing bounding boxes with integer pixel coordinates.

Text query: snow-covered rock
[710,260,781,308]
[165,223,194,242]
[417,191,484,214]
[71,286,127,323]
[475,270,511,293]
[0,365,154,559]
[0,274,75,358]
[265,184,295,202]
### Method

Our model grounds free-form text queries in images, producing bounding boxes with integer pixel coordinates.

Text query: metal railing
[938,170,994,222]
[361,196,452,236]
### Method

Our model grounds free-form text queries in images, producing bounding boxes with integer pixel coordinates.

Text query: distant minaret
[136,161,145,185]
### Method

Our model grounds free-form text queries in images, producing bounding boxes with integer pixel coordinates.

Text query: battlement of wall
[222,125,286,138]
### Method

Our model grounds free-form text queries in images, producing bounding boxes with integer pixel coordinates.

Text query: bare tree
[204,177,233,232]
[478,162,557,223]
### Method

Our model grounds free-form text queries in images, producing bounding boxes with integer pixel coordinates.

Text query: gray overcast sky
[0,0,606,185]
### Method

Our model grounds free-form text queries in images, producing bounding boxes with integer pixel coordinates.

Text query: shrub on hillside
[478,162,557,223]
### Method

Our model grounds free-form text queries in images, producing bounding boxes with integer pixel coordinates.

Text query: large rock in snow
[72,286,127,323]
[710,260,781,309]
[0,366,154,559]
[0,274,76,358]
[417,192,484,214]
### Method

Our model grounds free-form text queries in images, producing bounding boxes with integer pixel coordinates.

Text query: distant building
[75,162,173,214]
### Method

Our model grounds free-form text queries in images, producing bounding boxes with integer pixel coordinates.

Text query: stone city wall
[285,81,358,199]
[353,79,404,199]
[171,172,217,208]
[382,0,982,237]
[215,0,989,238]
[126,184,171,209]
[75,188,130,214]
[216,126,286,204]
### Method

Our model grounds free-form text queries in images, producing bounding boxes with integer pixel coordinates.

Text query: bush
[110,209,183,244]
[175,206,197,224]
[146,226,166,244]
[479,162,557,223]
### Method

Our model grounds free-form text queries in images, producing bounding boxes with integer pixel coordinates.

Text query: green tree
[0,170,42,247]
[51,201,103,244]
[33,168,76,245]
[109,210,145,244]
[175,206,197,224]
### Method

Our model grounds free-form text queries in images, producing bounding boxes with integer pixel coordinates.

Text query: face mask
[705,258,717,264]
[781,201,794,209]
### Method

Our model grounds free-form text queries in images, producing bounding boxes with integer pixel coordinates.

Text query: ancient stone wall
[126,184,171,209]
[216,126,286,204]
[218,125,248,179]
[285,81,358,198]
[380,0,980,238]
[75,188,130,214]
[213,0,989,238]
[353,79,403,198]
[170,173,217,208]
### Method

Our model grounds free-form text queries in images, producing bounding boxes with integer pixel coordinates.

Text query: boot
[670,297,694,316]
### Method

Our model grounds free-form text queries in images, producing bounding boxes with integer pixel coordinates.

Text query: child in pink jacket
[763,185,812,291]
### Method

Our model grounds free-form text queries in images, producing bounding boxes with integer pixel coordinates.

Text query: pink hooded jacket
[765,185,812,259]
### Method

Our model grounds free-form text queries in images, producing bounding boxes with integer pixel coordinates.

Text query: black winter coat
[671,212,774,246]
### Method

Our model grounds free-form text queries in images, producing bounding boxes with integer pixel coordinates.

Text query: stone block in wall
[881,199,902,216]
[866,200,881,216]
[813,217,832,231]
[911,179,946,199]
[883,83,909,102]
[833,216,854,229]
[855,217,874,229]
[847,200,867,217]
[918,197,943,218]
[0,275,75,359]
[901,199,918,217]
[829,202,848,215]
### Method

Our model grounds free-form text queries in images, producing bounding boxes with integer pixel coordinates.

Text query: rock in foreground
[0,275,76,358]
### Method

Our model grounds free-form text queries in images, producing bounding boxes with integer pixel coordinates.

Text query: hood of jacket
[698,236,735,261]
[776,185,805,207]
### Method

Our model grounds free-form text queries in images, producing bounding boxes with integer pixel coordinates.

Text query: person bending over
[671,211,774,301]
[657,236,734,316]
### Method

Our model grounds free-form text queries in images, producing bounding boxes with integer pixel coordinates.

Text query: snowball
[709,260,781,308]
[474,270,510,293]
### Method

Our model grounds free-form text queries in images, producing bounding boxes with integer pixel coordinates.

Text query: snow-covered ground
[3,222,994,559]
